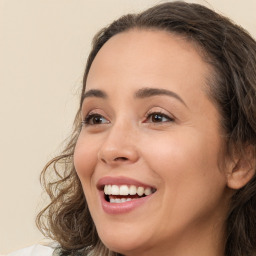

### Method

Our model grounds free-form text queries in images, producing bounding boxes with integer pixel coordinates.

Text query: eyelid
[143,108,175,121]
[81,110,110,126]
[81,100,108,119]
[81,107,106,120]
[144,113,174,124]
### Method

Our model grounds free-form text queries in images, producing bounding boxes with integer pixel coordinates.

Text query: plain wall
[1,0,256,253]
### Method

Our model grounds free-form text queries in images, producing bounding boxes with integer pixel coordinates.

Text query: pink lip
[99,190,154,214]
[97,176,155,189]
[97,176,156,214]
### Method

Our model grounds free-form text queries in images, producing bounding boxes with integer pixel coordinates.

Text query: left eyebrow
[135,87,188,108]
[81,89,108,102]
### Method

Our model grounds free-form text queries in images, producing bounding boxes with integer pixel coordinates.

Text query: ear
[226,146,256,190]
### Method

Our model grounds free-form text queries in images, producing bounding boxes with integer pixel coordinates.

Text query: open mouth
[103,184,156,203]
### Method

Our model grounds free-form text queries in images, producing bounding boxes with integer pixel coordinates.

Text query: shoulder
[6,244,55,256]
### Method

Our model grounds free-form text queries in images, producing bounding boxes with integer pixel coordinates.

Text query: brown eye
[83,114,109,126]
[145,112,173,123]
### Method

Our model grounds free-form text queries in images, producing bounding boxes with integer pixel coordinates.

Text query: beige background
[1,0,255,254]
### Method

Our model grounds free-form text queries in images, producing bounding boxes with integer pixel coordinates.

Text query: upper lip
[97,176,156,190]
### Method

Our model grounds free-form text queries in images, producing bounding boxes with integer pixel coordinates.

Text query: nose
[98,121,139,166]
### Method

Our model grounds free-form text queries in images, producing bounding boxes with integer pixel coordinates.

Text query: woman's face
[74,30,230,255]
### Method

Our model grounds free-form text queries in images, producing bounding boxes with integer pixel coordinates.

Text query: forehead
[89,29,205,71]
[86,29,212,106]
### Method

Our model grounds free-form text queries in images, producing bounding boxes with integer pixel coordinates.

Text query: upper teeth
[104,185,154,196]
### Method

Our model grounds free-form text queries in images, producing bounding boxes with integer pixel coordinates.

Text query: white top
[5,244,54,256]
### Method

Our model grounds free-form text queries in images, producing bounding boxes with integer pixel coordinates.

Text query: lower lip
[99,191,154,214]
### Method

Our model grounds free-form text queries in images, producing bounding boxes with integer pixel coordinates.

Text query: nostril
[100,156,128,164]
[114,157,128,161]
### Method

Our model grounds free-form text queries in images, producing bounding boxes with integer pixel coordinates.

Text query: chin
[97,226,151,255]
[101,241,143,256]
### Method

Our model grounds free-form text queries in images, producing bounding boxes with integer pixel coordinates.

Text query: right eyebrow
[81,89,107,102]
[135,87,188,108]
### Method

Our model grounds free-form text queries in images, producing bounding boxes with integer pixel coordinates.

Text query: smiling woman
[11,1,256,256]
[74,27,228,256]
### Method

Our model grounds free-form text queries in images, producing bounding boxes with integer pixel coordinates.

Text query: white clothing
[5,244,54,256]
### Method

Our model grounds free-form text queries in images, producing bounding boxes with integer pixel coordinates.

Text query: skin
[74,29,231,256]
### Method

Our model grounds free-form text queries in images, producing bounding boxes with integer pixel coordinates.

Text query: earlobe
[226,149,256,190]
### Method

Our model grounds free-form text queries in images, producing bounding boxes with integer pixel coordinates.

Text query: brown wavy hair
[37,2,256,255]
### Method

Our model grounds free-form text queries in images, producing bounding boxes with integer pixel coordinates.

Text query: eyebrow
[82,89,107,101]
[135,87,187,108]
[82,87,187,108]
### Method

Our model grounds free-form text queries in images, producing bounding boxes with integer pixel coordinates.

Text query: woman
[9,1,256,256]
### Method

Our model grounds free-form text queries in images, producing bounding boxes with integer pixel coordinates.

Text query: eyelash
[81,111,174,126]
[82,113,109,126]
[144,111,174,123]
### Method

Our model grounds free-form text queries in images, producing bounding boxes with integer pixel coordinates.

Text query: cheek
[145,127,222,173]
[142,131,227,234]
[73,133,99,182]
[142,131,211,173]
[142,129,226,201]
